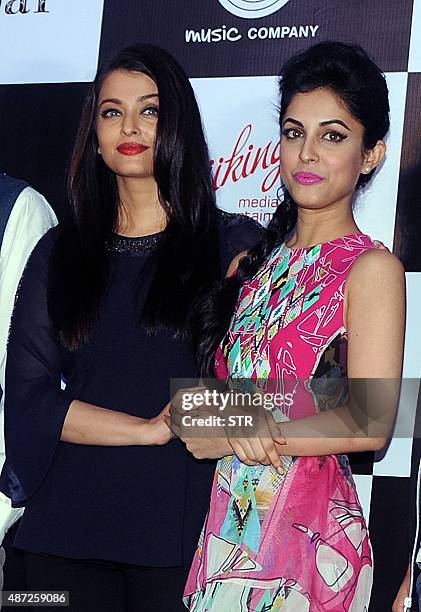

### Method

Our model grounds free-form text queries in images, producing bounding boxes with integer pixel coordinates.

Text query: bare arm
[172,249,405,464]
[270,249,406,456]
[61,400,171,446]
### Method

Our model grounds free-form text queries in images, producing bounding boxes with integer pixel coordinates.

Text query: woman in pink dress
[171,42,406,611]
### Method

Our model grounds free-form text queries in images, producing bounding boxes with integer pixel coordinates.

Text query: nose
[120,112,139,137]
[299,137,319,164]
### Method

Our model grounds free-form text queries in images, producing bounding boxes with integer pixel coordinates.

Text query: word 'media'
[0,0,48,13]
[238,196,278,224]
[185,24,319,43]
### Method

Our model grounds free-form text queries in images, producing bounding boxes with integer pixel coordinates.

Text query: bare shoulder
[344,249,405,323]
[226,250,248,278]
[348,248,405,287]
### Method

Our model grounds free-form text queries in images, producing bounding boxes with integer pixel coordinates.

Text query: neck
[286,202,360,249]
[116,176,167,237]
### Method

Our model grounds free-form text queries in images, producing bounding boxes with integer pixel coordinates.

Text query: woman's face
[280,87,381,212]
[96,69,159,180]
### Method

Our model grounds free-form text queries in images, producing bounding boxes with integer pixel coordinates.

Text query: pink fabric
[185,234,375,611]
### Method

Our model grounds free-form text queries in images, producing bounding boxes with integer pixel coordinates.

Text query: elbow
[369,436,388,452]
[350,435,388,453]
[363,435,388,452]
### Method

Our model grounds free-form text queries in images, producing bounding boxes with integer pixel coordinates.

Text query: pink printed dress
[184,233,375,611]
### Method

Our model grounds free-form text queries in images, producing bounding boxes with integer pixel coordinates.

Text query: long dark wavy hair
[193,41,390,377]
[48,43,219,350]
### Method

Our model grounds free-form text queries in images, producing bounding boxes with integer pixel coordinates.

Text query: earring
[363,165,371,174]
[97,146,101,155]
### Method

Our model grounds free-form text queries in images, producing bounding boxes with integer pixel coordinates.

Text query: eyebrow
[98,93,159,108]
[283,117,351,131]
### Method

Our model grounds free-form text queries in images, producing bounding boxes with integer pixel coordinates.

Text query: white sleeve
[0,187,57,540]
[0,187,57,392]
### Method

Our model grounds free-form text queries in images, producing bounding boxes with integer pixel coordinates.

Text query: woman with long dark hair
[0,44,261,611]
[174,42,406,610]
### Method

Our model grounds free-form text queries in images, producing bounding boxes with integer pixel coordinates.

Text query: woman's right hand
[140,405,174,446]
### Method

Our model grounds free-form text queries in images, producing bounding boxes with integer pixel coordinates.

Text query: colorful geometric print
[184,233,375,611]
[222,234,373,385]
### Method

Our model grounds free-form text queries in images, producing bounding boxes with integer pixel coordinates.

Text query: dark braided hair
[192,41,390,377]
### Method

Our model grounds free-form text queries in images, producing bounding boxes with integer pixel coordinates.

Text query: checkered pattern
[0,1,420,609]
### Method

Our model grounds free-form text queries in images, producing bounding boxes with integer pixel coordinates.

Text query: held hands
[167,384,286,468]
[166,385,233,459]
[225,406,286,473]
[142,404,174,446]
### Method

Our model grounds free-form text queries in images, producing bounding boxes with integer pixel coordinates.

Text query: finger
[167,415,181,438]
[246,438,271,465]
[265,412,287,444]
[238,438,259,463]
[169,408,184,429]
[225,422,258,463]
[229,439,258,466]
[259,435,282,470]
[169,396,184,416]
[259,416,287,471]
[161,402,171,416]
[227,439,248,463]
[163,415,177,439]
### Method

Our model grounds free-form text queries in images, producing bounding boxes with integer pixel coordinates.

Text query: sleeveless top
[185,233,375,611]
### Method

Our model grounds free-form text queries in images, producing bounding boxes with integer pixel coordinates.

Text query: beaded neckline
[105,231,164,255]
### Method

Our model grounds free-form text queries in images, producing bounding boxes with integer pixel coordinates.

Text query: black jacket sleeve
[0,228,74,506]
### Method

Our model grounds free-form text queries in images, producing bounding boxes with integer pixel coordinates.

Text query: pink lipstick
[294,172,324,185]
[117,143,149,156]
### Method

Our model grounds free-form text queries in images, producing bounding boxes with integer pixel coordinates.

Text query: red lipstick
[294,172,324,185]
[117,143,149,156]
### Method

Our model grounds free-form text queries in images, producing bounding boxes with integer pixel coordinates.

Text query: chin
[288,184,323,200]
[290,194,326,209]
[114,166,154,179]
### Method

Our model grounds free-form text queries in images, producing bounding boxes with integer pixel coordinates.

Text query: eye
[282,127,303,140]
[99,108,121,119]
[322,130,347,142]
[141,105,159,117]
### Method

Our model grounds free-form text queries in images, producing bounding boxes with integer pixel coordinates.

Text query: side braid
[190,191,297,377]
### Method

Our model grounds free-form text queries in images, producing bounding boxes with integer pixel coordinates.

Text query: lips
[117,143,149,156]
[294,171,324,185]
